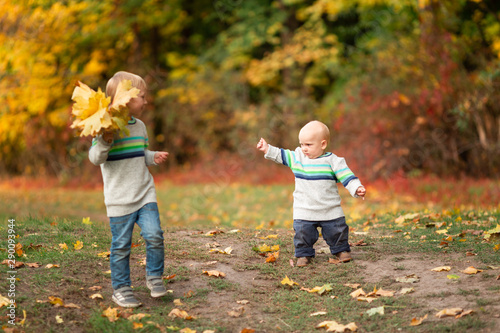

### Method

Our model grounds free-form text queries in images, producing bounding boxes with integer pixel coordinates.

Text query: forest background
[1,0,500,184]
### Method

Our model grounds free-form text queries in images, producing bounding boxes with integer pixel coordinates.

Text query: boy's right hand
[256,138,269,154]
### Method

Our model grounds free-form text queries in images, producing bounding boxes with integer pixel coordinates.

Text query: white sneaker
[112,286,141,308]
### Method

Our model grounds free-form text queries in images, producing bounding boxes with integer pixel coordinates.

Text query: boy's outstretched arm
[256,138,269,154]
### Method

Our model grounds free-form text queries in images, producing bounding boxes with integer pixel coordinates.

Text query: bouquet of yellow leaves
[70,80,139,137]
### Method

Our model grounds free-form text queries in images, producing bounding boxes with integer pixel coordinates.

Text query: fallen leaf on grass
[237,300,250,305]
[25,262,41,268]
[350,288,366,298]
[89,293,103,300]
[301,284,333,295]
[395,274,419,283]
[483,224,500,242]
[431,266,451,272]
[102,307,119,322]
[316,320,358,332]
[48,296,64,307]
[343,283,360,289]
[436,229,448,235]
[132,322,143,329]
[174,299,183,306]
[205,229,224,236]
[228,306,245,317]
[281,276,299,287]
[351,239,368,246]
[202,270,226,278]
[310,311,327,317]
[253,244,280,253]
[455,310,474,318]
[289,259,295,267]
[447,274,460,279]
[73,241,83,250]
[371,288,395,297]
[59,243,68,250]
[410,314,428,326]
[88,286,102,291]
[168,308,194,320]
[466,251,477,256]
[1,260,24,268]
[127,313,151,321]
[209,246,233,255]
[1,294,11,307]
[15,243,23,256]
[82,217,92,225]
[461,266,482,274]
[366,306,385,316]
[45,264,60,269]
[258,235,278,240]
[97,251,110,258]
[240,329,255,333]
[56,315,64,324]
[265,251,279,263]
[399,287,415,295]
[435,308,473,318]
[179,328,196,333]
[164,274,176,280]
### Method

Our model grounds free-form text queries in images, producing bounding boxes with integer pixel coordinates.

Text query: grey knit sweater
[265,145,362,221]
[89,117,158,217]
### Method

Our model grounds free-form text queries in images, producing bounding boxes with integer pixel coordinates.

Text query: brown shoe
[296,257,312,267]
[335,251,352,263]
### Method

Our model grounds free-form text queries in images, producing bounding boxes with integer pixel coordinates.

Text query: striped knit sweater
[89,117,158,217]
[265,145,363,221]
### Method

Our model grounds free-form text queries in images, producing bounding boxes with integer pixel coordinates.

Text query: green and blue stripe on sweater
[280,149,358,186]
[91,136,148,162]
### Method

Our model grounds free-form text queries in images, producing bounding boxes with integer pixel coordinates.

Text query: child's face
[127,88,147,117]
[299,126,327,159]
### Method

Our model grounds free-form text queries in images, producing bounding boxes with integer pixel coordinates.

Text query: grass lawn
[1,180,499,332]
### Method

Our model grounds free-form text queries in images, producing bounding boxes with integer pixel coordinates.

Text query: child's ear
[321,139,328,149]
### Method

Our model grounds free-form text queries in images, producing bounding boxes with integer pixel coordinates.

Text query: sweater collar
[128,116,136,125]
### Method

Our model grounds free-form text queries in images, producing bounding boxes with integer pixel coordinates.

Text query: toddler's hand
[356,186,366,200]
[256,138,269,154]
[154,151,169,164]
[102,131,114,144]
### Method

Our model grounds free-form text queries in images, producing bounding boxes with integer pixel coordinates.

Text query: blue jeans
[109,202,165,290]
[293,217,350,257]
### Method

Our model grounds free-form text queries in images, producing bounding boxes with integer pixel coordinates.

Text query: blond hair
[106,71,147,101]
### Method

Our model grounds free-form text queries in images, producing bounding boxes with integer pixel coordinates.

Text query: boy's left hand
[154,151,169,164]
[356,186,366,199]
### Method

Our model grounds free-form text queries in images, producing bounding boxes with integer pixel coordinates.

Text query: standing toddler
[89,71,169,307]
[257,120,366,266]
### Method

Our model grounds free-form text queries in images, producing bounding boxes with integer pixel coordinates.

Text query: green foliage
[1,0,500,177]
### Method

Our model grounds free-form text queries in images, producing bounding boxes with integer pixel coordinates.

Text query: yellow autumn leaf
[0,294,10,308]
[132,322,143,329]
[15,243,23,256]
[179,328,196,333]
[431,266,451,272]
[350,288,366,298]
[316,320,358,332]
[202,270,226,278]
[73,240,83,250]
[127,313,151,322]
[461,266,482,274]
[89,293,103,300]
[410,314,428,326]
[55,315,64,324]
[168,308,194,320]
[102,307,119,322]
[70,80,138,137]
[259,235,278,240]
[257,244,271,252]
[265,251,279,263]
[59,243,68,250]
[435,308,463,318]
[45,264,60,269]
[48,296,64,307]
[82,217,92,225]
[281,275,299,287]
